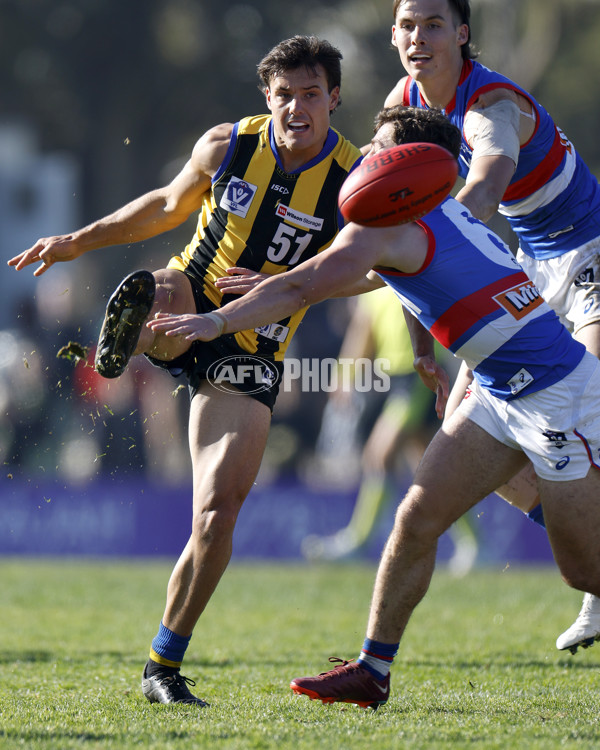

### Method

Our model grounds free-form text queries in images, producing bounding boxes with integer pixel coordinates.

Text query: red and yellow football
[338,142,458,228]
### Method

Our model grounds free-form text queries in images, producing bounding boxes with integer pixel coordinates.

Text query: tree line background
[3,0,600,256]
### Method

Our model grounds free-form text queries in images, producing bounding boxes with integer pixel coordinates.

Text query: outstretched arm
[148,226,381,341]
[147,222,424,341]
[8,123,232,276]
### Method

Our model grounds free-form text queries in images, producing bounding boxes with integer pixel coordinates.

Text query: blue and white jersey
[401,60,600,260]
[375,198,586,400]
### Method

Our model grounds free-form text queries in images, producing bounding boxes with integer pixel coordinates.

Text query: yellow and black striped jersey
[168,114,362,360]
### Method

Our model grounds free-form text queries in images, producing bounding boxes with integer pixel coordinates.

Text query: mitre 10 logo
[493,280,544,320]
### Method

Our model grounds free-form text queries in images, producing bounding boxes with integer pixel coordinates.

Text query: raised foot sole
[95,270,155,379]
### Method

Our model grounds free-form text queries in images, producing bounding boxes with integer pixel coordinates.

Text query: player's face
[392,0,468,83]
[366,123,396,157]
[266,64,339,168]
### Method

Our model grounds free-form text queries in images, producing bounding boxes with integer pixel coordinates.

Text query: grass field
[1,559,599,749]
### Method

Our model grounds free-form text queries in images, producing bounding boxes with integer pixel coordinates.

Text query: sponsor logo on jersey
[542,429,568,449]
[493,280,544,320]
[220,176,258,218]
[271,184,290,195]
[275,204,324,232]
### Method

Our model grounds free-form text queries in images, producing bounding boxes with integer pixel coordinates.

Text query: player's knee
[191,506,236,545]
[191,491,246,544]
[392,491,446,548]
[153,269,194,315]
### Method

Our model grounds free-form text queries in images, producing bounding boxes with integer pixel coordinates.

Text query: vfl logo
[207,355,280,395]
[493,280,544,320]
[220,176,258,218]
[574,268,594,287]
[542,430,568,449]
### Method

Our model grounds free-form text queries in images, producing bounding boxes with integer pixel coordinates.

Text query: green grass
[1,559,599,749]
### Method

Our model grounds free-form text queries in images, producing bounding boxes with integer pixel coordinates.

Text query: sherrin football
[338,142,458,228]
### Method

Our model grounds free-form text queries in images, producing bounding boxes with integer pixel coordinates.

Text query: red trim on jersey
[459,59,474,85]
[373,221,436,277]
[430,271,530,348]
[402,76,412,106]
[503,127,565,202]
[444,60,474,114]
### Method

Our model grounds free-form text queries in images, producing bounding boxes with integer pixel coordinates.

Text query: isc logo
[271,184,290,195]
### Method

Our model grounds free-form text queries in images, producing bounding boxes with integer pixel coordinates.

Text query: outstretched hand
[215,267,269,295]
[8,234,82,276]
[413,355,450,419]
[147,312,222,342]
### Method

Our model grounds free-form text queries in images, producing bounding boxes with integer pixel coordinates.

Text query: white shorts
[517,238,600,334]
[458,352,600,481]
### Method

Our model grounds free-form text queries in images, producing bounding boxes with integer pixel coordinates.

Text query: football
[338,142,458,228]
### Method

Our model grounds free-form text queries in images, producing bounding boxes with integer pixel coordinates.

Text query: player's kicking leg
[94,267,196,378]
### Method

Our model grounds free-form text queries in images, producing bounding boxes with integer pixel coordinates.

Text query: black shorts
[145,274,283,412]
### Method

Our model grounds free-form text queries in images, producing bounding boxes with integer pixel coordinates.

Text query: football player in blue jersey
[385,0,600,654]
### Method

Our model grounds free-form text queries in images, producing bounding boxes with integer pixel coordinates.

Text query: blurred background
[0,0,598,562]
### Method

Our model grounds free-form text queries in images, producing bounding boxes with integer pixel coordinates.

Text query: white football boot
[556,593,600,654]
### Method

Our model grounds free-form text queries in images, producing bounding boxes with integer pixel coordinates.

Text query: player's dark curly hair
[374,106,462,160]
[392,0,477,60]
[257,35,343,110]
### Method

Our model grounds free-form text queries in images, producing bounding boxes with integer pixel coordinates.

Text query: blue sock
[526,503,545,529]
[357,638,398,679]
[149,622,191,669]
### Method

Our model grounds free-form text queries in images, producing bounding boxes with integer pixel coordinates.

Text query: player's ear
[329,86,340,113]
[391,26,398,48]
[265,87,273,112]
[457,24,469,47]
